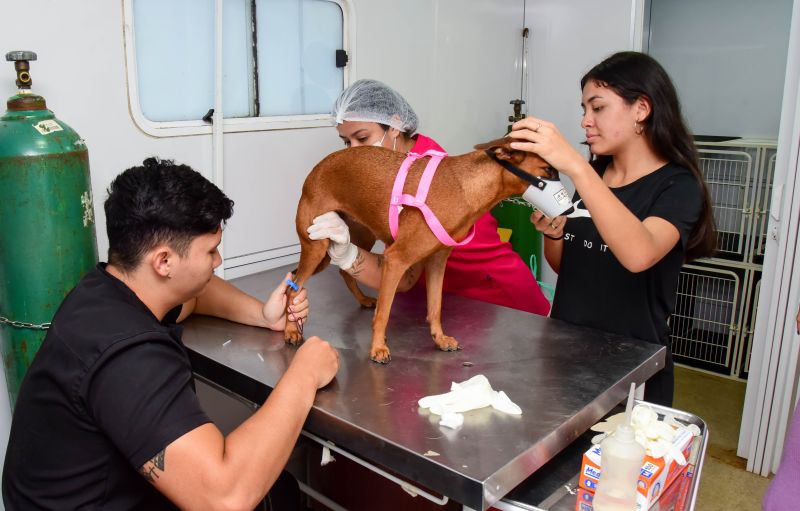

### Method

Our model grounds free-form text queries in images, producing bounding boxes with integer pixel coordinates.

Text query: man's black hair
[104,157,234,271]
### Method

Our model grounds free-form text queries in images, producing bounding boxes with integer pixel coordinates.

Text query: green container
[0,92,98,406]
[491,196,543,280]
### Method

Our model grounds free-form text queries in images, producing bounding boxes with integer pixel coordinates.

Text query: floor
[673,365,771,510]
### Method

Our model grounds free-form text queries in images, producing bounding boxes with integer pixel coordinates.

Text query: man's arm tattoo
[348,249,367,278]
[139,449,166,484]
[349,250,417,288]
[401,263,422,289]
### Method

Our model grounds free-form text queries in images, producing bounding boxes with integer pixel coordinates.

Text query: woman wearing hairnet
[307,79,551,315]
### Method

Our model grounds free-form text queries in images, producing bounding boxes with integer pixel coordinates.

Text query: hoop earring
[634,120,645,135]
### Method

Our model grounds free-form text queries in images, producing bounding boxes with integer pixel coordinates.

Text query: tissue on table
[418,375,521,428]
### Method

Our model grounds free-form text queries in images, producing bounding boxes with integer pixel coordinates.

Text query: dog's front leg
[283,285,303,345]
[423,248,459,352]
[284,233,330,345]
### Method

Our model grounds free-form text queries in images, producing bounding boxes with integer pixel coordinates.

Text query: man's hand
[140,335,338,510]
[307,211,358,270]
[263,272,308,330]
[291,336,339,389]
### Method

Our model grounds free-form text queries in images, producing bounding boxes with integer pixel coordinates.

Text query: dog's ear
[474,137,511,151]
[475,137,524,164]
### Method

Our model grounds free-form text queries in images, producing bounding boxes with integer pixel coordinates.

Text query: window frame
[122,0,354,137]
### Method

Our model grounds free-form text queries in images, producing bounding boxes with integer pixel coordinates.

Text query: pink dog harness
[389,149,475,246]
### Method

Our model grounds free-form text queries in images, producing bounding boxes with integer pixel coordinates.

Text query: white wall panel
[648,0,793,139]
[345,0,438,137]
[222,127,341,276]
[425,0,523,154]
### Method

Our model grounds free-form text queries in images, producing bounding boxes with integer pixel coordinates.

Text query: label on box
[584,465,601,480]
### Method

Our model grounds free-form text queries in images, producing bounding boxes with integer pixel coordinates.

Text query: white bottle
[592,423,645,511]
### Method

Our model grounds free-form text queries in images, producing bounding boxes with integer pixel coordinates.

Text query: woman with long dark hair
[508,51,716,405]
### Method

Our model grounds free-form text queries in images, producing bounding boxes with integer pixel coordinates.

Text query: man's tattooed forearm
[139,449,166,483]
[349,249,366,277]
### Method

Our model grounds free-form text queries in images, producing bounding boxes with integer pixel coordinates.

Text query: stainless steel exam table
[182,264,666,510]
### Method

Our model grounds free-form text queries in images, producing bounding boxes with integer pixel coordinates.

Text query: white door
[740,0,800,471]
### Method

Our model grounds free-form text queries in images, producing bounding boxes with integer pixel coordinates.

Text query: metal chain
[0,315,51,330]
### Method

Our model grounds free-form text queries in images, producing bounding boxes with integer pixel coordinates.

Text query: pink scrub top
[410,134,551,316]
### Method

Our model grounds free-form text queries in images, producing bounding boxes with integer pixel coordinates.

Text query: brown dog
[284,138,555,363]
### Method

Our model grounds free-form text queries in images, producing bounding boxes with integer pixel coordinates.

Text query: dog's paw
[358,296,377,309]
[370,346,392,364]
[283,326,304,346]
[434,335,460,352]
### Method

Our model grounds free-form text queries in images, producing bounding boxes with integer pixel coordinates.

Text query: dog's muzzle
[521,179,574,218]
[485,149,574,217]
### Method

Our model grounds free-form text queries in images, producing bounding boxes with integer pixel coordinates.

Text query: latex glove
[418,374,522,417]
[589,404,697,464]
[307,211,359,270]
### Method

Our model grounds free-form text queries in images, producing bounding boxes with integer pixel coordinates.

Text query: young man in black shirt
[3,158,339,510]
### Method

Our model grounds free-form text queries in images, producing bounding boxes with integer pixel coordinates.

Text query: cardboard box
[649,463,693,511]
[576,463,693,511]
[575,463,693,511]
[578,427,694,510]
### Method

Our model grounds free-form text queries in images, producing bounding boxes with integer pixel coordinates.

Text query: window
[125,0,348,135]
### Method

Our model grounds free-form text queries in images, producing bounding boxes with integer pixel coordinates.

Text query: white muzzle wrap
[522,178,573,218]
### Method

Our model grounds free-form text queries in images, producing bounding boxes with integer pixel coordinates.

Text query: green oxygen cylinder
[0,51,98,406]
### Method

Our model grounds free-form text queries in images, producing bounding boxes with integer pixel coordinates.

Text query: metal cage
[697,148,755,262]
[674,139,776,379]
[750,150,777,265]
[736,273,761,379]
[670,263,746,376]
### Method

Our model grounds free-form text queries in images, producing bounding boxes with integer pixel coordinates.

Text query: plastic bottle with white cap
[592,383,646,511]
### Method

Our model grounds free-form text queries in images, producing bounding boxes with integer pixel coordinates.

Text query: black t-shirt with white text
[551,163,703,347]
[2,264,211,510]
